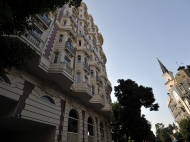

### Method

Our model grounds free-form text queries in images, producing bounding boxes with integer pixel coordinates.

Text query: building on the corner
[0,2,113,142]
[157,59,190,126]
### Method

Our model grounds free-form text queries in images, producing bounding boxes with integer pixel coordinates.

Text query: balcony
[65,41,75,57]
[89,60,100,70]
[89,94,105,112]
[71,82,93,105]
[77,46,90,56]
[100,71,107,79]
[26,32,41,47]
[34,13,51,29]
[96,75,102,86]
[83,61,90,73]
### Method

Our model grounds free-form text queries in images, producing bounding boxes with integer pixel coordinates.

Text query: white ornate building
[0,2,113,142]
[158,59,190,125]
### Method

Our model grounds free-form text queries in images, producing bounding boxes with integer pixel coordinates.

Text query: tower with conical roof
[157,58,174,92]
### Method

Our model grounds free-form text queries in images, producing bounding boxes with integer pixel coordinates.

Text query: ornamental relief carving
[40,81,61,98]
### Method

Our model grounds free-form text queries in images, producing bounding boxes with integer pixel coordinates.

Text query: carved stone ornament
[40,81,60,97]
[11,70,23,78]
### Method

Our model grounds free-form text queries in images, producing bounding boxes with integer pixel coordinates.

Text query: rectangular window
[92,86,94,95]
[63,21,67,26]
[64,56,70,65]
[54,52,59,63]
[90,55,92,61]
[32,29,41,37]
[83,75,88,83]
[77,73,80,83]
[79,40,81,46]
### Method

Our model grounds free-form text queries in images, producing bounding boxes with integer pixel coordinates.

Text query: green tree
[146,131,156,142]
[179,119,190,141]
[114,79,159,142]
[173,132,183,140]
[0,0,81,73]
[158,128,172,142]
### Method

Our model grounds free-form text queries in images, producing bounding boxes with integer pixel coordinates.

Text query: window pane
[88,124,93,136]
[77,73,80,83]
[41,96,54,104]
[68,118,78,133]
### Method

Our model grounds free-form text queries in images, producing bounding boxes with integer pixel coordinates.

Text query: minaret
[157,58,174,92]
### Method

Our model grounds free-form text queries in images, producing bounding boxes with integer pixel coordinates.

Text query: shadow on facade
[0,95,56,142]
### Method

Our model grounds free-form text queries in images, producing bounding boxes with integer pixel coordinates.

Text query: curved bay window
[41,96,55,104]
[100,122,104,139]
[88,117,94,142]
[67,109,78,142]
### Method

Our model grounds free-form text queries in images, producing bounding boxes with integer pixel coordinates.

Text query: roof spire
[157,58,169,74]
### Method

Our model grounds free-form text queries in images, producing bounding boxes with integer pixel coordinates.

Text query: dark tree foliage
[113,79,159,142]
[0,0,81,73]
[159,128,172,142]
[0,0,81,35]
[146,130,156,142]
[111,102,124,142]
[173,132,183,141]
[0,37,36,73]
[179,119,190,141]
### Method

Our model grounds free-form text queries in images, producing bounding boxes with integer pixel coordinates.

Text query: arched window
[100,122,104,138]
[59,34,63,42]
[88,117,93,136]
[78,55,81,63]
[41,96,55,104]
[68,109,78,133]
[80,22,82,26]
[91,70,94,77]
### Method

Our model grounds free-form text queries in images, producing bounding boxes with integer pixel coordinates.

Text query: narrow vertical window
[91,70,94,77]
[100,122,104,139]
[63,21,67,26]
[90,55,92,61]
[80,22,82,26]
[79,40,81,46]
[78,55,81,63]
[54,52,59,63]
[77,73,80,83]
[88,117,94,136]
[92,86,94,95]
[59,34,63,42]
[89,36,91,40]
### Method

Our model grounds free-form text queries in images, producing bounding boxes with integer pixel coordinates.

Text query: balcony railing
[83,61,90,72]
[37,13,51,26]
[65,41,75,56]
[96,75,102,86]
[26,32,41,46]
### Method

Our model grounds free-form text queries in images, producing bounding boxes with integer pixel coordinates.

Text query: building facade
[158,59,190,125]
[0,2,113,142]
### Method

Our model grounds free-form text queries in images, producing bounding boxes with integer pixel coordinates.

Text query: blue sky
[83,0,190,133]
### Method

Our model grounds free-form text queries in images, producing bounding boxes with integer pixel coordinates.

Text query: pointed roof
[157,58,169,74]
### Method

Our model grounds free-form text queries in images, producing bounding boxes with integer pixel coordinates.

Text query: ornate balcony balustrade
[83,61,90,73]
[65,41,75,56]
[96,75,102,86]
[26,32,41,46]
[37,13,51,26]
